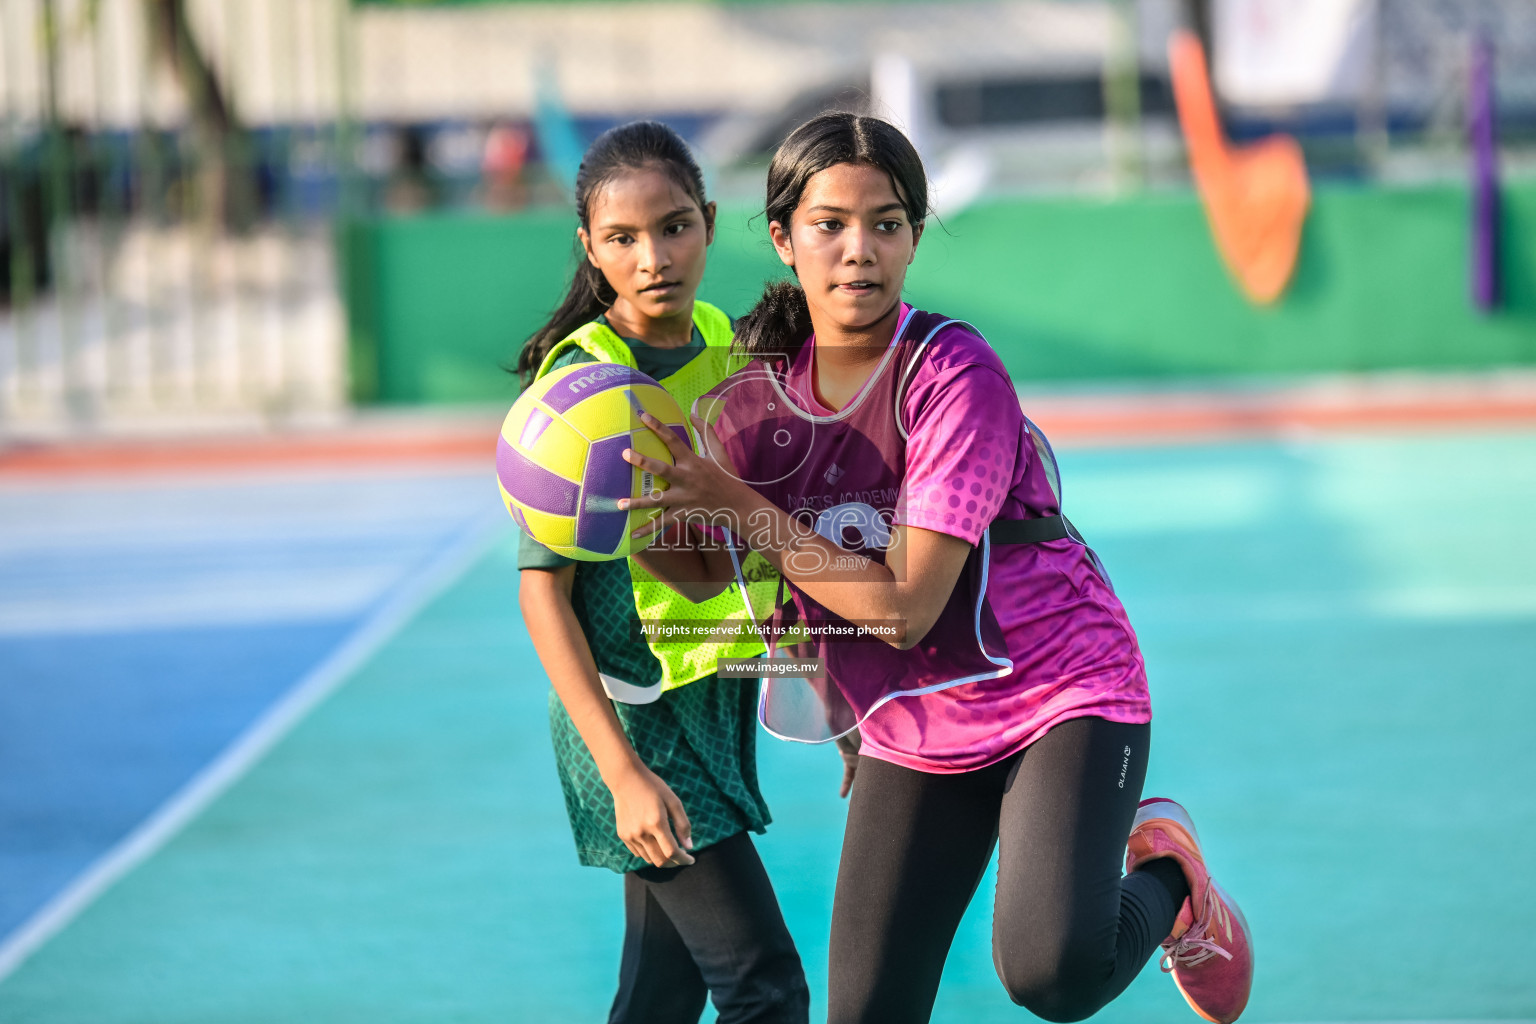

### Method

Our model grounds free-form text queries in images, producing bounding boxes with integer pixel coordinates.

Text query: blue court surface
[1,426,1533,1023]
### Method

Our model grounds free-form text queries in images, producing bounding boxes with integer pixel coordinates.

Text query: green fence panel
[915,182,1536,380]
[344,209,580,404]
[343,181,1536,405]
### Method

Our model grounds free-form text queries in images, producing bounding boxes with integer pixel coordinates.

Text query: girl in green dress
[514,121,809,1024]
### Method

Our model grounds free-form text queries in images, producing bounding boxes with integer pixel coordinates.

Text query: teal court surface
[1,422,1534,1023]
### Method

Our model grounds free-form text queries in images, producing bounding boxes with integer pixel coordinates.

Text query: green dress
[520,323,772,873]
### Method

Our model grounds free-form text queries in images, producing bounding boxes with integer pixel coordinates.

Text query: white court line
[0,510,508,984]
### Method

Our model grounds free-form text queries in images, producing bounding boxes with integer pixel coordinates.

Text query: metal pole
[136,0,171,410]
[1104,0,1144,192]
[334,0,362,406]
[1356,0,1388,176]
[2,0,42,417]
[223,0,256,410]
[43,0,83,421]
[182,0,213,409]
[93,0,126,410]
[304,0,335,416]
[276,0,303,415]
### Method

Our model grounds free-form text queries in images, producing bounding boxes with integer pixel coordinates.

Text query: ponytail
[734,280,812,364]
[515,259,614,387]
[512,120,710,388]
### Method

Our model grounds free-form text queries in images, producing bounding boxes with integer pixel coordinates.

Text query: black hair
[515,120,711,386]
[734,112,929,364]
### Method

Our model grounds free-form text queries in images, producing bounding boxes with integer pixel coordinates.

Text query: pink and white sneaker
[1126,798,1253,1024]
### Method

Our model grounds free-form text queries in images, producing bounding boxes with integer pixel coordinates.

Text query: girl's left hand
[620,411,742,539]
[835,732,861,799]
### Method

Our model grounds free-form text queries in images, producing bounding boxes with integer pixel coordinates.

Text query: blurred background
[0,0,1533,421]
[1,2,1534,1022]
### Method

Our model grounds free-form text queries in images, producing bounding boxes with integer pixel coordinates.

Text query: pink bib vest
[701,308,1093,742]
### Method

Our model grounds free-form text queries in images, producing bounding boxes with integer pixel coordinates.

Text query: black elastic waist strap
[990,515,1081,545]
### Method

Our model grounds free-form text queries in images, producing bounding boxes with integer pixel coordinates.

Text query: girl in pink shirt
[624,114,1254,1024]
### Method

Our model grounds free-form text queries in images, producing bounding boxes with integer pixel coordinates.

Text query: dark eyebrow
[806,203,906,216]
[595,207,698,233]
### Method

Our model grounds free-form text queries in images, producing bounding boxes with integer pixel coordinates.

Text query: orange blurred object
[1169,29,1310,305]
[482,122,531,211]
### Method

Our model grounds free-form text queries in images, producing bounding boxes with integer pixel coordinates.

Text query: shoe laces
[1160,883,1234,973]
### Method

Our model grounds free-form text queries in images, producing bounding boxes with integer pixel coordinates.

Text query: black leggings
[828,717,1187,1024]
[610,831,809,1024]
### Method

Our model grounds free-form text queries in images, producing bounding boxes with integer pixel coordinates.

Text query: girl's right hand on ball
[610,763,695,868]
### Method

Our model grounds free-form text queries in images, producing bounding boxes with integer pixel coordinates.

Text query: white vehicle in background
[699,58,1182,210]
[697,1,1188,208]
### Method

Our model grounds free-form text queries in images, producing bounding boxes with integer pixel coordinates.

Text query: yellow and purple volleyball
[496,362,690,561]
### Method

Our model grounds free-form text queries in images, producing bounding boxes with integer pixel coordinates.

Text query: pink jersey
[774,306,1150,773]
